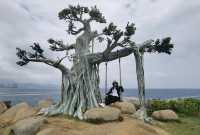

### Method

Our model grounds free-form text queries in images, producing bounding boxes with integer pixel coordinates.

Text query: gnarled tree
[16,5,173,120]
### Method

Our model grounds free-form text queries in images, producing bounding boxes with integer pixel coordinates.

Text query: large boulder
[38,98,53,108]
[0,102,8,114]
[152,109,178,121]
[0,102,37,124]
[111,102,136,114]
[123,97,140,108]
[11,117,46,135]
[84,107,121,123]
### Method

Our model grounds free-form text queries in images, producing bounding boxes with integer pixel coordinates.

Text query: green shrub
[147,98,200,116]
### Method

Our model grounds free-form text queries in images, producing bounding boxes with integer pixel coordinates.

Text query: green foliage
[140,37,174,55]
[89,6,106,23]
[58,5,90,21]
[16,48,29,66]
[154,37,174,54]
[159,116,200,135]
[16,43,44,66]
[125,22,136,37]
[102,22,136,48]
[58,5,106,35]
[147,98,200,116]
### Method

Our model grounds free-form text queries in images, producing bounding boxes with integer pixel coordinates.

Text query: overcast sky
[0,0,200,88]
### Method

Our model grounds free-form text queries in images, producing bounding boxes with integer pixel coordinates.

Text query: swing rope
[105,62,108,95]
[92,39,94,53]
[118,50,122,86]
[104,50,122,95]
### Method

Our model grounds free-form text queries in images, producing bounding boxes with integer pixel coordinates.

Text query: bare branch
[89,31,104,41]
[69,26,84,35]
[53,56,68,66]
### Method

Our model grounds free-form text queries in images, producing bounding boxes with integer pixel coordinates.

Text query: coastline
[0,88,200,106]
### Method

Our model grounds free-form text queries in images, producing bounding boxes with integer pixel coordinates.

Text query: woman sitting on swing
[105,81,124,105]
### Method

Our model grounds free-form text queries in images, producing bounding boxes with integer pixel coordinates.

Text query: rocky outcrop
[0,101,170,135]
[84,107,121,123]
[152,109,178,121]
[11,117,46,135]
[0,102,37,124]
[0,102,8,114]
[111,102,136,114]
[38,98,53,108]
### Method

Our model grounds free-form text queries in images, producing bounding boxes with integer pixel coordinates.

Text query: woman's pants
[105,95,120,105]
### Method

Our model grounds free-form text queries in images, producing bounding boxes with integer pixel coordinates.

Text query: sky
[0,0,200,88]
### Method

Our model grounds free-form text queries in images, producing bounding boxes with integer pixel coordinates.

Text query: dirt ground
[38,115,169,135]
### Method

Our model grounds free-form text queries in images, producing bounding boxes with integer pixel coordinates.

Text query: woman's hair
[112,81,118,86]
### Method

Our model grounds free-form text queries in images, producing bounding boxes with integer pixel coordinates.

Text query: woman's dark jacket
[106,86,124,97]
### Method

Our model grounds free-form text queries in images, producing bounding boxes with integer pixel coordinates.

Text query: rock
[84,107,121,123]
[0,102,8,114]
[123,97,140,107]
[1,127,14,135]
[0,102,37,124]
[152,109,178,121]
[11,117,46,135]
[36,128,66,135]
[38,98,53,108]
[111,102,136,114]
[3,101,11,108]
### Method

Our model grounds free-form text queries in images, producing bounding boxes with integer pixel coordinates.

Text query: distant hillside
[0,79,18,88]
[0,79,58,89]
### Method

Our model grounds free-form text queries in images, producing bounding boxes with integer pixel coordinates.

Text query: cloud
[0,0,199,88]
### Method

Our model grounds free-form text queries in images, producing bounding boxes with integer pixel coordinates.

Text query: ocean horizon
[0,88,200,106]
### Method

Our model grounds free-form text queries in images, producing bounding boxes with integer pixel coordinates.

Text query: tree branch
[16,43,70,73]
[89,37,173,64]
[27,57,69,73]
[88,47,135,64]
[59,5,106,36]
[89,31,103,41]
[101,22,136,56]
[48,38,75,51]
[88,40,154,64]
[73,28,85,35]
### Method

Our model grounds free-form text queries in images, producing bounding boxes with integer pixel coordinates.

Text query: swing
[104,50,123,96]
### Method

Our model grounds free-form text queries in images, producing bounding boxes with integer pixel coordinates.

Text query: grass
[158,115,200,135]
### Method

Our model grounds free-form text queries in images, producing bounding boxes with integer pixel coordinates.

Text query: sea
[0,88,200,106]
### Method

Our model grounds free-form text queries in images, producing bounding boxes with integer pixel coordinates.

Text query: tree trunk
[133,49,147,120]
[43,24,102,119]
[45,62,101,119]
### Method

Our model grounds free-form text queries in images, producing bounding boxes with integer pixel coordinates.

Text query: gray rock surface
[11,117,46,135]
[84,106,121,122]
